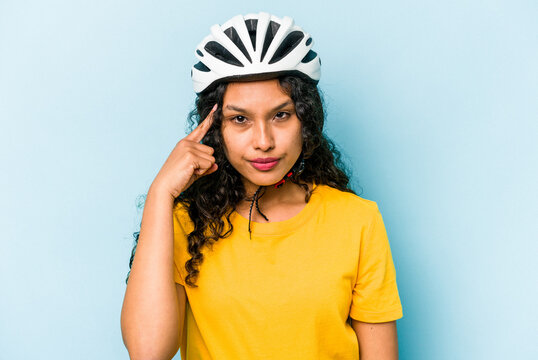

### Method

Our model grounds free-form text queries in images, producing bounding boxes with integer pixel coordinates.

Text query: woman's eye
[275,112,290,120]
[232,115,247,124]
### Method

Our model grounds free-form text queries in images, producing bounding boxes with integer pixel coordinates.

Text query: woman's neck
[237,180,313,223]
[243,180,307,203]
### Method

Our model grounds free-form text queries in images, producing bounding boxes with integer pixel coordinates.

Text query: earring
[295,156,305,176]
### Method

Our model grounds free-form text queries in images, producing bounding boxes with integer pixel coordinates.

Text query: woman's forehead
[223,79,292,109]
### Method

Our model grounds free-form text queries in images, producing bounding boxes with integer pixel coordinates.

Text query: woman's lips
[250,158,279,171]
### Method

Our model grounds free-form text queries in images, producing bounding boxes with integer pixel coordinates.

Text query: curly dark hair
[126,74,359,287]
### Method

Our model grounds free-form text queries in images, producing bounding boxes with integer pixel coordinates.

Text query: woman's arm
[120,105,218,359]
[120,185,182,360]
[351,319,399,360]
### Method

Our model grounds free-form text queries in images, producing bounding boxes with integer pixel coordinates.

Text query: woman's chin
[241,172,286,188]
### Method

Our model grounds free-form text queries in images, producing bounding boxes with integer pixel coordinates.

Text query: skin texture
[220,79,311,221]
[352,320,399,359]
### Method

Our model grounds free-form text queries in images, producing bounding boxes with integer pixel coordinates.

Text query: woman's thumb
[195,163,218,176]
[203,163,218,176]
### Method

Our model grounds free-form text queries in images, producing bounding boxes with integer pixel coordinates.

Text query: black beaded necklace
[247,186,268,238]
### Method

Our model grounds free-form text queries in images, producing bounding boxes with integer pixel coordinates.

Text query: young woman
[121,12,403,360]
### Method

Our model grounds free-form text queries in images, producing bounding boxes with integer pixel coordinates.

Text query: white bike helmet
[191,12,321,94]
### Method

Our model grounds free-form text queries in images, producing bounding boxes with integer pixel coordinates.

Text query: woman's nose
[252,121,275,151]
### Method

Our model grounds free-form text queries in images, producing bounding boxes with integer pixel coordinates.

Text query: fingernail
[212,103,218,112]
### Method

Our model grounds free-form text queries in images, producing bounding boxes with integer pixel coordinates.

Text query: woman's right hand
[151,103,219,199]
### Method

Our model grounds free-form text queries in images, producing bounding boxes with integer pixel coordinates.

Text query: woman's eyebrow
[225,100,293,113]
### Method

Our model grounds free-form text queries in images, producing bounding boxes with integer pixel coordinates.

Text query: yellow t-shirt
[172,183,403,359]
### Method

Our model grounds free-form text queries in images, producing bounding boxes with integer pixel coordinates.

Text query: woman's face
[220,78,303,190]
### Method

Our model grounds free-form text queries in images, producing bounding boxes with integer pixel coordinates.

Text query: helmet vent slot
[260,20,280,62]
[224,26,252,63]
[269,31,305,64]
[193,61,211,72]
[301,50,317,64]
[244,19,258,51]
[204,41,244,67]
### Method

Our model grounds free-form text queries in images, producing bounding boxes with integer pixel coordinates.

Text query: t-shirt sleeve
[349,203,403,322]
[173,260,186,286]
[172,204,188,286]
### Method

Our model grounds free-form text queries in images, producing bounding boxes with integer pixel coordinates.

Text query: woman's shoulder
[172,200,195,232]
[173,200,189,216]
[314,183,380,215]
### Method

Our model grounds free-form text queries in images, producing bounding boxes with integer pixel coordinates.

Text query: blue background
[1,1,536,359]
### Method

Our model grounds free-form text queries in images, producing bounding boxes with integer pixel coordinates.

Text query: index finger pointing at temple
[186,103,218,143]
